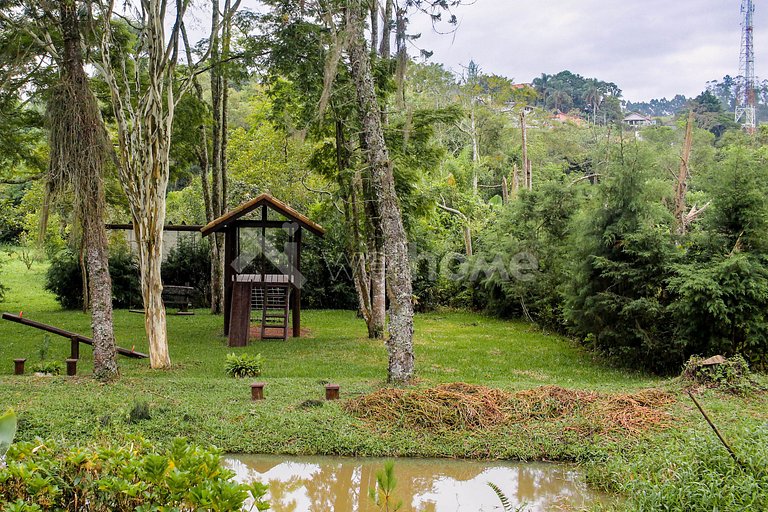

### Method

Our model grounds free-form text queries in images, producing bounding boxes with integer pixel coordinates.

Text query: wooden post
[520,110,532,190]
[13,358,26,375]
[70,335,80,360]
[251,382,265,400]
[223,224,236,335]
[501,176,509,205]
[293,227,302,337]
[66,358,77,376]
[325,383,339,400]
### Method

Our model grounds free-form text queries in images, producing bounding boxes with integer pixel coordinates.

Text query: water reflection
[223,455,601,511]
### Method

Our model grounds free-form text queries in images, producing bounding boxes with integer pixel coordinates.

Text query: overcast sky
[406,0,766,101]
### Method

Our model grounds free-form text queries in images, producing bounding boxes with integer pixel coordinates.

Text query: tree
[0,0,119,380]
[48,0,119,379]
[347,0,414,382]
[565,145,678,372]
[669,146,768,364]
[95,0,193,369]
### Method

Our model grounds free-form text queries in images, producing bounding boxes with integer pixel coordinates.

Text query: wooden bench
[162,285,196,315]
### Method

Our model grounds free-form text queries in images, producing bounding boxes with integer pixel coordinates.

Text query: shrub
[682,355,759,395]
[45,248,141,310]
[161,236,211,308]
[224,353,263,378]
[0,437,269,511]
[29,361,61,376]
[128,401,151,423]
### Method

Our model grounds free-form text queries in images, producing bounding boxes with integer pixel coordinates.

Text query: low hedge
[0,437,268,511]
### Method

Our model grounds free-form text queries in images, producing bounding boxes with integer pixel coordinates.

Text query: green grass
[1,251,766,510]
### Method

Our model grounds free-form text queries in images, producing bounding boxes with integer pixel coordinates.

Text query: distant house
[623,112,655,127]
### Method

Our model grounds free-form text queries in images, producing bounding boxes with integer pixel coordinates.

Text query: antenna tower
[735,0,756,133]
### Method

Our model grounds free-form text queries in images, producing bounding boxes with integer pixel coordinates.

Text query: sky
[405,0,767,102]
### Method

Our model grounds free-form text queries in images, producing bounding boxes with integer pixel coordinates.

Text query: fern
[487,481,529,512]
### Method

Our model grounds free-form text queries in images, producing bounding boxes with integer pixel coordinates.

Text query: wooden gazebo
[200,193,325,346]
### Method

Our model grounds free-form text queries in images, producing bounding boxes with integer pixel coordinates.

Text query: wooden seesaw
[1,312,148,359]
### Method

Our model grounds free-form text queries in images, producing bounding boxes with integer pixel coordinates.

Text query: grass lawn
[1,252,767,510]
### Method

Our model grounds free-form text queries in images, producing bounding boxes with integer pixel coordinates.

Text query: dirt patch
[345,383,675,435]
[248,325,312,340]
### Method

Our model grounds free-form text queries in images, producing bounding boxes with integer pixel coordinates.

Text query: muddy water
[223,455,604,511]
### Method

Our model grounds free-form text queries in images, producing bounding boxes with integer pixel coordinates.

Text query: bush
[0,437,269,511]
[682,355,759,395]
[224,353,263,378]
[45,248,141,310]
[29,361,61,376]
[161,236,211,308]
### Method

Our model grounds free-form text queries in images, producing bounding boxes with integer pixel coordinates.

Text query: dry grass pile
[345,382,512,431]
[345,383,675,435]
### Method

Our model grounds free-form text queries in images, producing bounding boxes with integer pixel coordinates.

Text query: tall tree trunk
[182,22,222,313]
[674,110,694,235]
[347,1,414,383]
[336,118,384,339]
[470,103,479,193]
[520,110,532,190]
[378,0,393,58]
[51,0,118,380]
[97,0,185,369]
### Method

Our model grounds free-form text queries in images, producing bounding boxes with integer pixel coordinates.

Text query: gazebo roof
[200,193,325,237]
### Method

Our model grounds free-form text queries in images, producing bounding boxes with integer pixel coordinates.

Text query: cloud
[408,0,765,100]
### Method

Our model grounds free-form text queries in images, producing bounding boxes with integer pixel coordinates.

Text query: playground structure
[1,312,149,359]
[200,193,325,346]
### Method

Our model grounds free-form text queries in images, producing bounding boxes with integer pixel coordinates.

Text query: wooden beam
[105,224,203,232]
[293,227,302,338]
[1,313,148,359]
[223,224,236,336]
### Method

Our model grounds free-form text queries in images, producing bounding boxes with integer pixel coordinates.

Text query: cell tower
[735,0,756,133]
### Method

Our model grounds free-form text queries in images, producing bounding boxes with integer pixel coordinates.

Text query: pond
[223,455,606,511]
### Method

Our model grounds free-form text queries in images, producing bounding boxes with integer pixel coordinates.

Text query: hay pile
[345,383,674,435]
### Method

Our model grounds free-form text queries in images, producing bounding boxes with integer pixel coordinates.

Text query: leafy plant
[0,409,17,464]
[682,355,759,394]
[487,482,527,512]
[128,401,151,424]
[29,361,61,376]
[0,437,270,511]
[224,353,263,379]
[368,461,402,512]
[37,334,51,362]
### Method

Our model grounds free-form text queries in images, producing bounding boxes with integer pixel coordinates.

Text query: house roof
[623,112,651,122]
[200,193,325,237]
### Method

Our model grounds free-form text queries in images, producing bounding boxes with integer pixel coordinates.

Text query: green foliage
[0,437,269,511]
[682,355,758,395]
[368,461,402,512]
[472,181,581,328]
[128,401,151,424]
[669,146,768,368]
[487,482,526,512]
[0,409,17,462]
[224,353,263,379]
[161,236,211,308]
[598,425,768,511]
[300,209,358,310]
[565,148,679,372]
[44,248,141,310]
[29,361,61,376]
